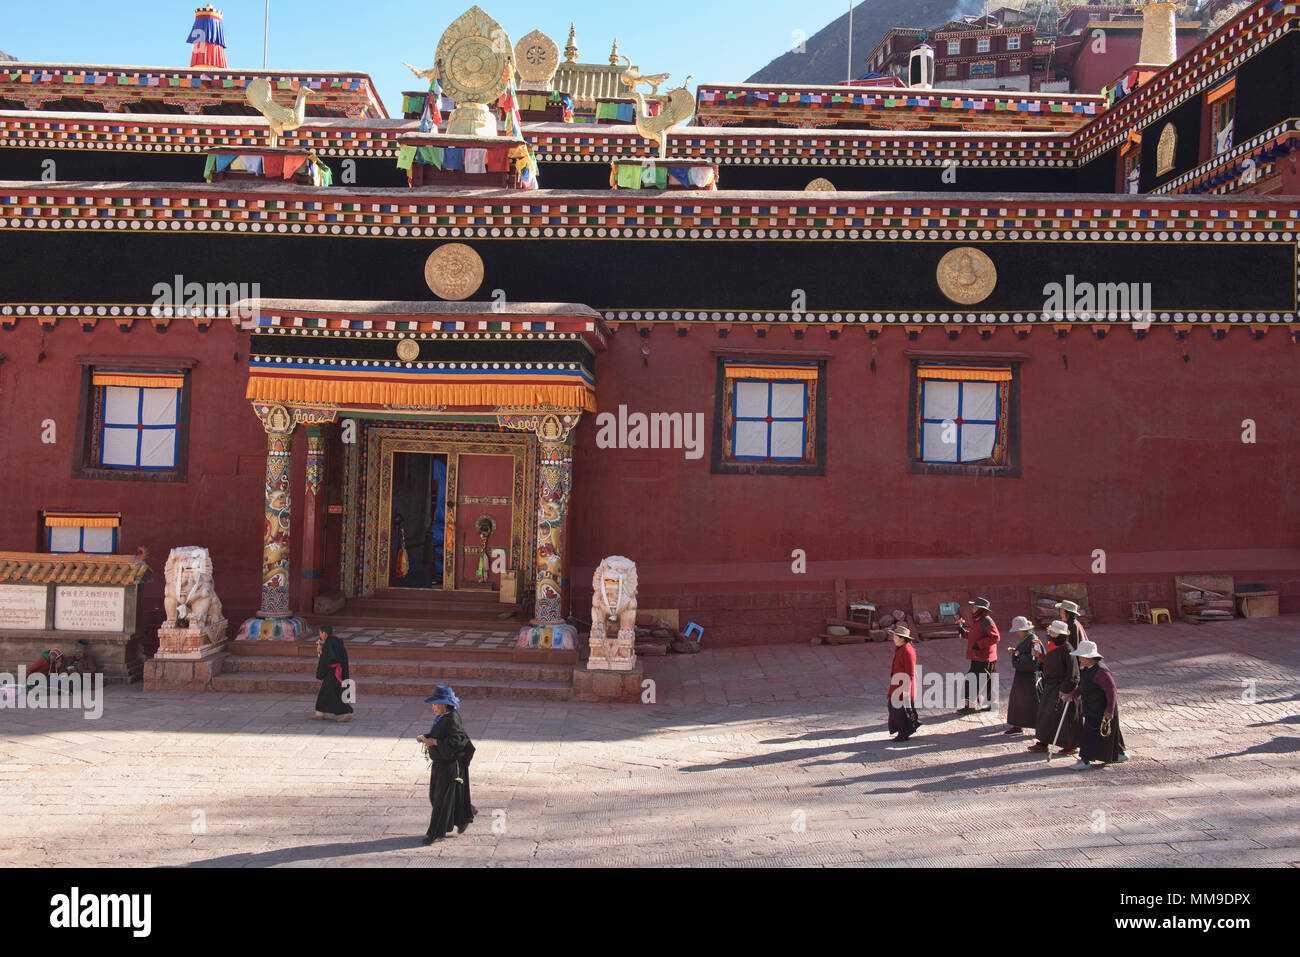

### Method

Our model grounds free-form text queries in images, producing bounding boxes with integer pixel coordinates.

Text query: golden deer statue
[245,78,311,149]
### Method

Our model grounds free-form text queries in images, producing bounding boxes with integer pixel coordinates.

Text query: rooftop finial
[564,22,578,63]
[609,38,620,65]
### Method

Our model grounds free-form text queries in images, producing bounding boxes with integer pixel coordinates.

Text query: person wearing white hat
[1062,640,1130,769]
[1055,599,1088,651]
[1028,619,1081,755]
[886,625,921,742]
[1002,616,1042,736]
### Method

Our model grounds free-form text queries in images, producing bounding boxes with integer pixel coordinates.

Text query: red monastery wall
[569,325,1300,645]
[0,321,279,640]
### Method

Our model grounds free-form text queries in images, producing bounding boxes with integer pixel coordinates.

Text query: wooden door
[454,454,515,590]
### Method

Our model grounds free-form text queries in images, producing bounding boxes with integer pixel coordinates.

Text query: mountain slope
[747,0,992,84]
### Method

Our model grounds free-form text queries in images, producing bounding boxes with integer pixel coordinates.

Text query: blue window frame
[100,386,180,470]
[919,378,1001,464]
[47,525,118,555]
[731,379,809,461]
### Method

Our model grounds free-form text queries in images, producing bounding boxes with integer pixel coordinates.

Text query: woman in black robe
[313,625,353,721]
[1003,616,1042,735]
[418,685,477,844]
[1028,620,1080,754]
[1064,641,1130,768]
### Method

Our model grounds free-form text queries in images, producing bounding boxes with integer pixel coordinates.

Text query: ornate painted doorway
[344,421,536,599]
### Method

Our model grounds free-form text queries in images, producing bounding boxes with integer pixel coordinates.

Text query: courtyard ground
[2,615,1297,867]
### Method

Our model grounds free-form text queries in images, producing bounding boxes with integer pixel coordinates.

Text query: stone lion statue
[164,546,223,625]
[590,555,637,670]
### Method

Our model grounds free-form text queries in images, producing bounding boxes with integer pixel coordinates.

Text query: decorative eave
[241,299,609,352]
[0,62,388,119]
[0,551,153,585]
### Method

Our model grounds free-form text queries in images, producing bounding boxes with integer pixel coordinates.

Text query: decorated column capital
[495,406,582,443]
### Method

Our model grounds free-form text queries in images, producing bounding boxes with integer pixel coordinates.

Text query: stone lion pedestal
[143,546,230,691]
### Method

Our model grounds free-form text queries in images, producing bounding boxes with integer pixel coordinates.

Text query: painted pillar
[238,403,308,641]
[300,424,327,613]
[499,409,581,651]
[532,431,573,626]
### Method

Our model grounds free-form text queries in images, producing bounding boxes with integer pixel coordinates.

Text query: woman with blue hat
[416,685,477,844]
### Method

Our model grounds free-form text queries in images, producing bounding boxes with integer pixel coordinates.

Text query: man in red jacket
[956,597,999,714]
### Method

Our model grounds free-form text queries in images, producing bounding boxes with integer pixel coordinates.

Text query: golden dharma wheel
[936,247,998,306]
[424,242,485,300]
[805,177,836,192]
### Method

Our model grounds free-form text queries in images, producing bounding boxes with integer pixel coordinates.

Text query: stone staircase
[211,641,577,700]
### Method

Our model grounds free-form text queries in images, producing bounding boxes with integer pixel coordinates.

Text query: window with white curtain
[101,385,180,469]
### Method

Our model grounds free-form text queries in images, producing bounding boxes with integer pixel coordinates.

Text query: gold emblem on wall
[396,337,420,361]
[515,29,559,90]
[1156,122,1177,176]
[260,403,293,434]
[424,243,484,300]
[936,247,997,306]
[805,177,836,192]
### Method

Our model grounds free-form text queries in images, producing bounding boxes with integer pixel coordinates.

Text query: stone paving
[1,615,1298,867]
[328,625,516,648]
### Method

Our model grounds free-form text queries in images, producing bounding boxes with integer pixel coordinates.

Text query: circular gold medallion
[805,177,835,192]
[424,243,484,300]
[396,337,420,361]
[936,247,997,305]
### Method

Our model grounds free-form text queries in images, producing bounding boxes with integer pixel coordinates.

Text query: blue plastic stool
[684,622,704,643]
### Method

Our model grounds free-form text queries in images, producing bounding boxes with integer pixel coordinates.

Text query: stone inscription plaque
[0,584,48,629]
[54,586,126,633]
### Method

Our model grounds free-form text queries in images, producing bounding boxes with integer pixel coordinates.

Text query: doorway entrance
[346,421,537,599]
[388,452,447,589]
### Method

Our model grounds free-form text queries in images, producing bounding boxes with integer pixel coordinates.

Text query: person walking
[1055,600,1088,650]
[313,624,353,722]
[417,685,477,844]
[1003,616,1042,736]
[887,625,921,742]
[1062,640,1130,769]
[1028,620,1080,755]
[956,597,999,714]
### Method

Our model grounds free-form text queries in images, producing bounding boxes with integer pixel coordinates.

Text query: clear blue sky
[2,0,868,114]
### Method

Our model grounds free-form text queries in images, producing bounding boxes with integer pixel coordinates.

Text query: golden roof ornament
[805,177,835,192]
[564,22,578,63]
[245,79,311,149]
[1137,2,1182,68]
[436,6,513,137]
[609,39,620,66]
[620,56,694,159]
[516,29,560,90]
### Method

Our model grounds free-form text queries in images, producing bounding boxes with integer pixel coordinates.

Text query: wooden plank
[834,577,848,622]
